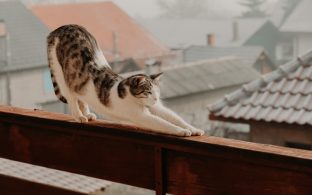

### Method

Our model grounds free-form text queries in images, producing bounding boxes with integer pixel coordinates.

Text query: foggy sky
[111,0,280,18]
[12,0,280,18]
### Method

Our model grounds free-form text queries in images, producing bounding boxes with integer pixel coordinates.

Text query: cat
[47,24,204,137]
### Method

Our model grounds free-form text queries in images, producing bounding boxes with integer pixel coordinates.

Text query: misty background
[8,0,280,19]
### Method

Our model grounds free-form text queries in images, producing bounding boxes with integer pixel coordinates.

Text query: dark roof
[139,18,267,48]
[0,1,49,72]
[183,45,270,65]
[209,49,312,125]
[280,0,312,32]
[161,57,260,99]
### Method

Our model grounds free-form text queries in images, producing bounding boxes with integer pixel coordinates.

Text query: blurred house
[0,1,56,109]
[139,18,267,49]
[31,1,173,73]
[182,46,275,74]
[279,0,312,60]
[209,50,312,150]
[243,0,312,65]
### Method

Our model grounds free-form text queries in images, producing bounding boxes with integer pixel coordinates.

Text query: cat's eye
[147,92,152,95]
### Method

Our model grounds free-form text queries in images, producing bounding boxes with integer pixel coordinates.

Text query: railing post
[155,146,165,195]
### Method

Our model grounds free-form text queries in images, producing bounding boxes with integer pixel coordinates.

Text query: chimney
[0,20,6,36]
[207,33,215,46]
[232,20,239,41]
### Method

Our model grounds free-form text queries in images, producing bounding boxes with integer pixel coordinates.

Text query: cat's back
[47,24,96,46]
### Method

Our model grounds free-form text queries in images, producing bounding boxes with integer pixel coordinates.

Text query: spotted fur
[46,24,204,137]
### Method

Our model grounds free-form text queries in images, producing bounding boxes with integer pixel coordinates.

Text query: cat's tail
[47,36,67,104]
[50,71,68,103]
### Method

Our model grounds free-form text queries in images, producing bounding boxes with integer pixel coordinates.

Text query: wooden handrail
[0,105,311,194]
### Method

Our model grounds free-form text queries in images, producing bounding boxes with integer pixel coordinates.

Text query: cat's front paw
[189,127,205,136]
[86,113,97,121]
[74,116,88,123]
[176,128,192,137]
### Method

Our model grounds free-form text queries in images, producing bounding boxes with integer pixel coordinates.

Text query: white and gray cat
[47,24,204,136]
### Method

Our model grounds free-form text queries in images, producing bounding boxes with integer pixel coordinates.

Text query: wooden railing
[0,105,312,195]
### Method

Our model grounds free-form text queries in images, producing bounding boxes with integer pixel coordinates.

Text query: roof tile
[209,49,312,125]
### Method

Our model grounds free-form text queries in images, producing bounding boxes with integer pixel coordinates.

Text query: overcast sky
[110,0,280,18]
[17,0,280,18]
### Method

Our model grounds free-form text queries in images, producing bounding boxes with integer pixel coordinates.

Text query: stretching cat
[47,24,204,136]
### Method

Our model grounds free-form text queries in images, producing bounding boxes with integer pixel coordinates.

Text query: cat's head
[125,73,163,106]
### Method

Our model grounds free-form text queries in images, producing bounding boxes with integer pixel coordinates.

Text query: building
[182,46,275,74]
[279,0,312,59]
[139,18,268,49]
[209,50,312,150]
[31,2,173,72]
[0,1,56,110]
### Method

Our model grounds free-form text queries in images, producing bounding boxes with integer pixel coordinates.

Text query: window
[43,69,54,93]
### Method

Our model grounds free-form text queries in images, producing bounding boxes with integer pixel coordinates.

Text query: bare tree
[239,0,267,18]
[157,0,208,19]
[282,0,300,17]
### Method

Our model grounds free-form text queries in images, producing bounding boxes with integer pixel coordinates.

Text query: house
[243,21,282,64]
[182,46,275,74]
[279,0,312,59]
[209,49,312,150]
[31,2,173,72]
[243,0,312,65]
[139,18,267,49]
[0,1,56,110]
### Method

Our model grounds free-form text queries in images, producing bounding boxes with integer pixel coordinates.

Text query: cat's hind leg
[78,100,97,121]
[66,96,88,123]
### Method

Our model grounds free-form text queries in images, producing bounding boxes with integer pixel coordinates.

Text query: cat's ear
[133,76,145,86]
[150,72,163,83]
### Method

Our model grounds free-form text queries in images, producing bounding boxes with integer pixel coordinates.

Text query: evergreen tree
[240,0,266,18]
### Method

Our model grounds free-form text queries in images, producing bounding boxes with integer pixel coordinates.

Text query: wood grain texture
[0,105,312,194]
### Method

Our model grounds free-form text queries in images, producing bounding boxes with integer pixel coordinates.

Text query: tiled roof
[0,157,110,194]
[124,57,261,99]
[183,45,271,66]
[31,2,170,62]
[0,1,49,72]
[280,0,312,32]
[209,49,312,125]
[139,18,267,48]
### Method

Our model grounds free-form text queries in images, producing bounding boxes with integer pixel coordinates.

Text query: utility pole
[112,31,119,71]
[5,31,11,106]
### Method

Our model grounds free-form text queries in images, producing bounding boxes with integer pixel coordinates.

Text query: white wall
[164,85,241,131]
[295,33,312,56]
[0,76,6,104]
[9,68,56,109]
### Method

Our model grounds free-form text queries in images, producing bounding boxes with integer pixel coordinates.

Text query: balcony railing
[0,105,311,195]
